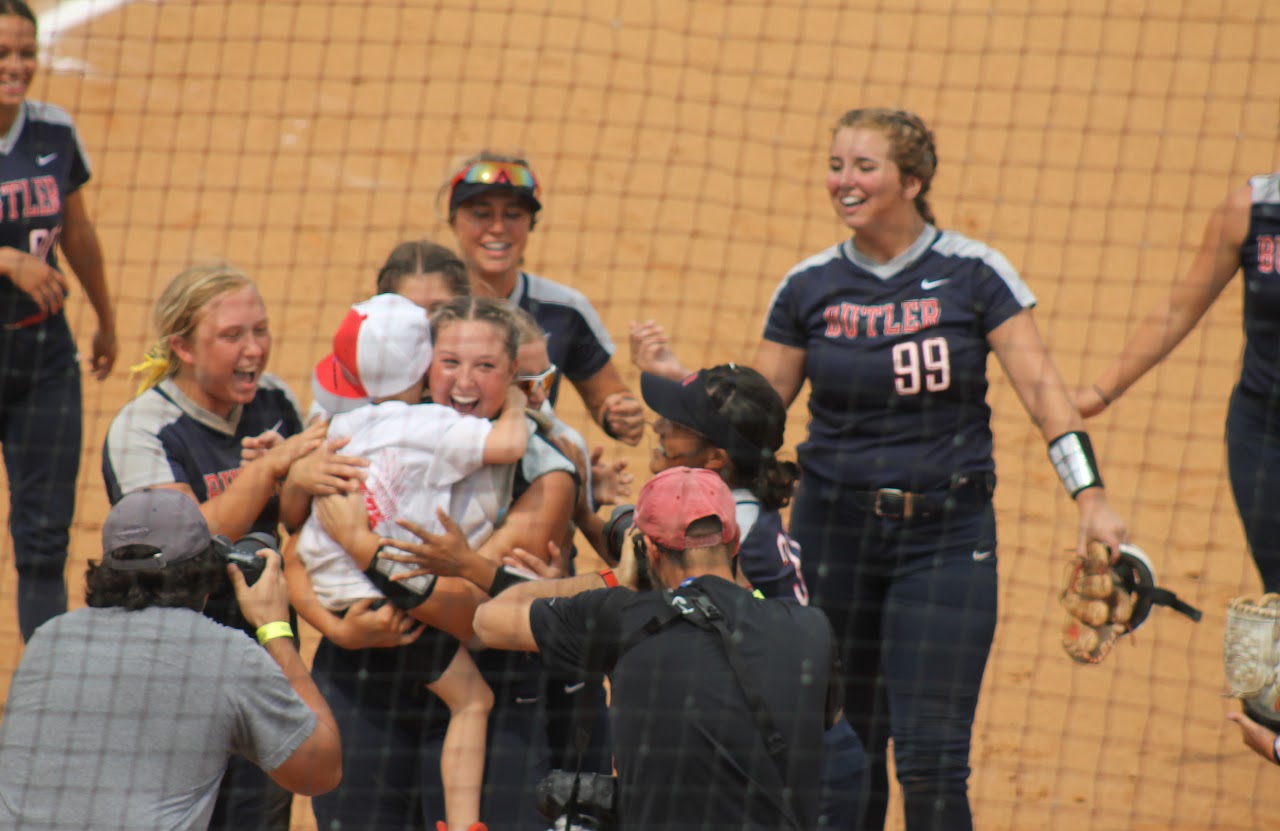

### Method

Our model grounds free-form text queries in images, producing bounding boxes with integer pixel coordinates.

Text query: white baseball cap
[314,293,432,401]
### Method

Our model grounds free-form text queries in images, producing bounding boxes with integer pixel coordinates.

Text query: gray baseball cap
[101,489,212,571]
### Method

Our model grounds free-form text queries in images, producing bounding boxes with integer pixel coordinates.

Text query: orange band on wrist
[598,567,619,588]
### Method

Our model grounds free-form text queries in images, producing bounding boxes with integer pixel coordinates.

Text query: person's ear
[901,173,923,202]
[643,534,660,564]
[169,336,196,367]
[702,446,731,472]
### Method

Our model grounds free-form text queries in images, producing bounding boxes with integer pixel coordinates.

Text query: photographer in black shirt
[474,466,841,831]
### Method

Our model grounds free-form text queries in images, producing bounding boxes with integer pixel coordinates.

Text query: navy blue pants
[1226,385,1280,592]
[0,315,79,641]
[792,483,998,831]
[820,715,868,830]
[309,637,550,831]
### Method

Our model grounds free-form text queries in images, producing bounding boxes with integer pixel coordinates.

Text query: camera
[601,505,653,592]
[212,532,276,586]
[535,769,618,831]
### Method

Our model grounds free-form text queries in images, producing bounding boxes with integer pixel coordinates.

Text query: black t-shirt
[529,576,837,831]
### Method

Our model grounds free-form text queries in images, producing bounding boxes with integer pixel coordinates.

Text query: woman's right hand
[1072,385,1109,418]
[1,247,66,315]
[263,421,327,480]
[327,598,424,650]
[284,431,369,495]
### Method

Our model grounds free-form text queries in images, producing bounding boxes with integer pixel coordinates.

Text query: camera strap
[620,584,805,831]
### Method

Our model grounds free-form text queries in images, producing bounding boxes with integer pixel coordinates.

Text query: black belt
[851,474,994,520]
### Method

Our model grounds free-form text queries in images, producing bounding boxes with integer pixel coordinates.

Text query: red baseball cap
[635,466,739,552]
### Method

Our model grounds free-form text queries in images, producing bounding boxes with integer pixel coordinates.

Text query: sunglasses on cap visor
[516,363,558,398]
[450,161,539,194]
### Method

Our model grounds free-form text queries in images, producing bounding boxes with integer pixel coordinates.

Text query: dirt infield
[1,0,1277,828]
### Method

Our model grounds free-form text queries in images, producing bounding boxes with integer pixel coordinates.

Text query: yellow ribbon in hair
[129,344,170,397]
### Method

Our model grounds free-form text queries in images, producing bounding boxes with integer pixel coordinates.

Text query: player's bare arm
[1080,184,1251,416]
[59,190,116,379]
[989,309,1128,553]
[574,361,644,445]
[281,533,422,650]
[754,339,807,408]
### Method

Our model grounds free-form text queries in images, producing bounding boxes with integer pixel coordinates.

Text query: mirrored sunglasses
[450,161,539,194]
[516,363,559,399]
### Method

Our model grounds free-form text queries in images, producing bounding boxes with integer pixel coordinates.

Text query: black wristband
[488,564,534,597]
[1048,431,1104,498]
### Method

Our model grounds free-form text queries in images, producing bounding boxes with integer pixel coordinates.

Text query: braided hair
[701,364,800,511]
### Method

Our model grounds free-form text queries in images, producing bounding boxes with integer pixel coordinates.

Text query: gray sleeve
[226,640,318,771]
[103,396,185,497]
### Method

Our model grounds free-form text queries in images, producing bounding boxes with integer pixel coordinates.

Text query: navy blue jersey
[102,376,304,538]
[509,271,614,405]
[1238,172,1280,400]
[733,489,808,604]
[764,227,1034,491]
[0,101,90,323]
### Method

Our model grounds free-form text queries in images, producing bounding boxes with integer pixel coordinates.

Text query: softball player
[638,362,867,828]
[0,0,116,640]
[443,152,645,445]
[1079,172,1280,592]
[102,262,358,831]
[308,297,574,831]
[755,108,1128,831]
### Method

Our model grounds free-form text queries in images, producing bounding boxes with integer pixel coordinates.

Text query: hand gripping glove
[1061,542,1202,665]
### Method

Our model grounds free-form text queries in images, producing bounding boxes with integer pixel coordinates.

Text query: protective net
[0,0,1277,828]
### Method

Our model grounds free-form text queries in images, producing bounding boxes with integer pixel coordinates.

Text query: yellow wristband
[255,621,294,646]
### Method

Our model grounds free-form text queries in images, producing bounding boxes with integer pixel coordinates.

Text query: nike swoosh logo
[563,681,587,694]
[36,153,57,166]
[921,278,950,289]
[972,549,993,562]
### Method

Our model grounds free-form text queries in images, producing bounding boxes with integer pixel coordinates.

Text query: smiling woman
[100,262,366,831]
[0,0,117,642]
[754,107,1132,831]
[443,151,645,446]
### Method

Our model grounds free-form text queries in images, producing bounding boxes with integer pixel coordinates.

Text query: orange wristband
[598,567,619,588]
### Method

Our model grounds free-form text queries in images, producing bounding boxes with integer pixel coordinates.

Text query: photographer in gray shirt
[0,488,341,830]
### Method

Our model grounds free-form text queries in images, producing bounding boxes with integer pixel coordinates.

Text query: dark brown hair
[376,239,469,297]
[702,364,800,512]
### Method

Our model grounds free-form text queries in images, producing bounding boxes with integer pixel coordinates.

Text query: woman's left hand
[380,509,479,581]
[602,391,644,446]
[1074,487,1128,558]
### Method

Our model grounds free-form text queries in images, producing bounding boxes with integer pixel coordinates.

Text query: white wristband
[1048,431,1103,498]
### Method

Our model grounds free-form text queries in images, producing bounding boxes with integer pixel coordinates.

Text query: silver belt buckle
[873,488,914,519]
